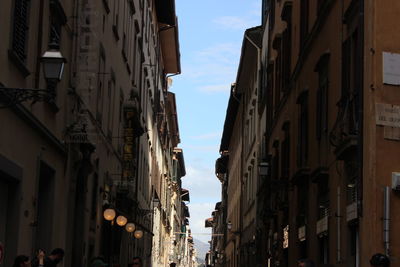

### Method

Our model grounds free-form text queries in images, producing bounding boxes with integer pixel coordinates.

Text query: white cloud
[186,202,215,243]
[190,132,222,140]
[197,43,239,64]
[180,42,240,89]
[184,144,219,153]
[213,16,257,31]
[198,84,230,93]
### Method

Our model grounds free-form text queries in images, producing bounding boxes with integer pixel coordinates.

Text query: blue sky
[171,0,261,244]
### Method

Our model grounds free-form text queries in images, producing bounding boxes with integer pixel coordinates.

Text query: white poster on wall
[383,52,400,85]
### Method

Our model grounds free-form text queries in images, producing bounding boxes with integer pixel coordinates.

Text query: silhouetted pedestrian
[32,248,64,267]
[12,255,31,267]
[370,253,390,267]
[129,257,142,267]
[297,258,315,267]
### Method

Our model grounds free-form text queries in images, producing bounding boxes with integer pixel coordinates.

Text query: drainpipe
[383,186,390,255]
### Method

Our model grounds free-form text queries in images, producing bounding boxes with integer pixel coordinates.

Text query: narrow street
[0,1,399,267]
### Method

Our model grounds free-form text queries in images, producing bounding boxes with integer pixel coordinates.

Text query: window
[297,92,308,168]
[273,37,282,110]
[11,0,31,64]
[282,28,291,93]
[345,159,358,205]
[300,0,309,47]
[318,235,329,264]
[281,123,290,179]
[348,225,359,267]
[281,3,292,93]
[272,141,280,182]
[297,182,308,226]
[107,75,116,138]
[317,0,327,13]
[269,0,275,30]
[317,178,329,218]
[96,48,106,123]
[49,0,67,48]
[112,0,120,40]
[261,0,269,24]
[122,33,127,62]
[90,173,99,220]
[315,54,330,140]
[267,63,274,131]
[342,29,362,134]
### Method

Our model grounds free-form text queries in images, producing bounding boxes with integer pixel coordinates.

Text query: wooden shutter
[12,0,30,62]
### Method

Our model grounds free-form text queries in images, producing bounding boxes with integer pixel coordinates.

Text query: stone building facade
[0,0,191,267]
[210,0,400,266]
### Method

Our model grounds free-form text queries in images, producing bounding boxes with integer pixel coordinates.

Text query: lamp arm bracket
[0,87,53,108]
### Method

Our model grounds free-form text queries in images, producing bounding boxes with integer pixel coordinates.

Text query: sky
[171,0,261,244]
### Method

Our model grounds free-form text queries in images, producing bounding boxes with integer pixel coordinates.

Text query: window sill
[8,50,30,77]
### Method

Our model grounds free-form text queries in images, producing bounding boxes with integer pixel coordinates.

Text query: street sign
[376,103,400,127]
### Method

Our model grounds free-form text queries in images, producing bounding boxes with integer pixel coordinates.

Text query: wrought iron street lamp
[0,48,66,108]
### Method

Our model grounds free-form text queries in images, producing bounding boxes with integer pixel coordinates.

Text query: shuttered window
[300,0,309,47]
[297,92,308,168]
[12,0,30,63]
[281,123,290,179]
[316,55,329,140]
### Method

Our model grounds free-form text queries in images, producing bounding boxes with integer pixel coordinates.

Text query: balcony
[298,225,306,242]
[346,202,358,222]
[316,216,328,236]
[330,95,359,160]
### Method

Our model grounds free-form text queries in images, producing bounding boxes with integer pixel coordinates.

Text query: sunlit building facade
[0,1,189,267]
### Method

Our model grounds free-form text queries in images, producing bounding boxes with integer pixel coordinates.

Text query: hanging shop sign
[121,107,136,185]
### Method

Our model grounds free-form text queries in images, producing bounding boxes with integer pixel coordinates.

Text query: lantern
[103,208,116,221]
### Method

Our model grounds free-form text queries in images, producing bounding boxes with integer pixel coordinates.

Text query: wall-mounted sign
[376,103,400,127]
[298,226,306,242]
[383,52,400,85]
[64,110,99,143]
[283,225,289,249]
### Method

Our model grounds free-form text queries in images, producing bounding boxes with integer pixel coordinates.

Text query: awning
[181,188,190,202]
[183,205,190,218]
[182,202,190,218]
[160,22,181,74]
[205,217,213,228]
[215,155,229,176]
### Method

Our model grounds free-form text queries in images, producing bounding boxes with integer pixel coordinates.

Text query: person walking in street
[12,255,31,267]
[129,257,142,267]
[32,248,64,267]
[90,256,108,267]
[370,253,390,267]
[297,259,315,267]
